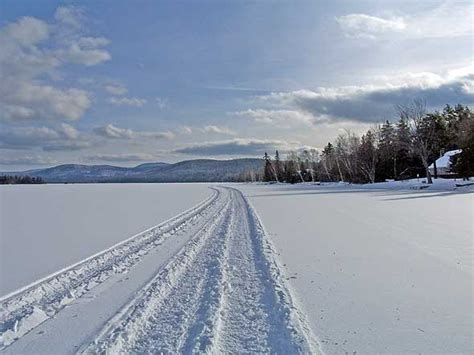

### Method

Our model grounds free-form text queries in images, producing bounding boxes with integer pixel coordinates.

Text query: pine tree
[358,129,378,183]
[263,152,274,182]
[274,150,282,182]
[378,121,396,180]
[395,115,412,179]
[453,111,474,179]
[321,142,335,181]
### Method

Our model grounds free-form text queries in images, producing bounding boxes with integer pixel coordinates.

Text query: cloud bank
[173,138,297,156]
[255,67,473,123]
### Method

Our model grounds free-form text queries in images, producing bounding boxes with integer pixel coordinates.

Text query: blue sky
[0,0,472,169]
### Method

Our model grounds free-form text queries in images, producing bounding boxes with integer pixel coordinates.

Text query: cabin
[428,149,462,177]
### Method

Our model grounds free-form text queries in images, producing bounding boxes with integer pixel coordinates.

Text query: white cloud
[0,6,110,122]
[54,6,84,28]
[78,37,110,47]
[201,125,236,135]
[337,2,473,40]
[174,138,297,156]
[94,124,175,140]
[94,124,134,139]
[336,14,406,39]
[234,109,318,126]
[109,97,147,107]
[2,82,91,121]
[4,16,50,46]
[66,37,111,66]
[104,84,128,96]
[58,123,79,139]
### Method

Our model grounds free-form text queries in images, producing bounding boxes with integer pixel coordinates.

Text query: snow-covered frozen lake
[235,183,473,354]
[0,183,211,296]
[1,182,472,354]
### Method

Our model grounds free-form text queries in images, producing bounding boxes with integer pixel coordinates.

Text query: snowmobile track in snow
[0,188,221,349]
[1,186,320,353]
[81,187,319,354]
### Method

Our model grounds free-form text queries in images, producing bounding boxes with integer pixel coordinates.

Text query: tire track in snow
[0,187,224,350]
[82,187,321,354]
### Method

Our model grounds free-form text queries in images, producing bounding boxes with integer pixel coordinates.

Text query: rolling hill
[2,159,262,183]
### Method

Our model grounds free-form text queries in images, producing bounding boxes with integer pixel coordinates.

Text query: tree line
[0,175,45,184]
[239,102,473,184]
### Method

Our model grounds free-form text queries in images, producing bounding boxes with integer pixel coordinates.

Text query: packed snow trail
[82,187,318,354]
[1,187,319,354]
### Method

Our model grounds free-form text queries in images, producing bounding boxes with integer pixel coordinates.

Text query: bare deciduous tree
[398,100,434,184]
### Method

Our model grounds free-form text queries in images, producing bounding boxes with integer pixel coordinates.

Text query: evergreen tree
[263,152,274,182]
[453,111,474,178]
[377,121,396,180]
[284,151,299,183]
[274,150,282,182]
[321,142,335,181]
[395,115,412,179]
[358,129,378,183]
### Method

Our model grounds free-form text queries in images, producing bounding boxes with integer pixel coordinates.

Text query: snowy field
[0,182,472,354]
[235,183,473,354]
[0,183,210,296]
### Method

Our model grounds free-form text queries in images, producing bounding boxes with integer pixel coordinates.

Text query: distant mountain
[2,159,262,183]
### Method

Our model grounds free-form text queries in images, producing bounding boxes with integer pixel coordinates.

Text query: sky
[0,0,473,170]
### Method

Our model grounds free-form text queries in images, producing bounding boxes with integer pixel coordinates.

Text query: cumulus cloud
[94,124,175,140]
[337,2,473,40]
[104,84,128,96]
[257,67,474,123]
[66,36,111,66]
[2,83,91,121]
[83,153,156,163]
[201,125,236,135]
[54,6,84,28]
[173,138,296,156]
[108,97,147,107]
[58,123,80,139]
[4,16,50,45]
[0,6,109,122]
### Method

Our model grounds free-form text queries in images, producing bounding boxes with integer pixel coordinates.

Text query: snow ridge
[0,188,221,349]
[81,187,321,354]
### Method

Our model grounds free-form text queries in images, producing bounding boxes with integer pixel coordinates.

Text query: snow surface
[234,183,473,354]
[1,181,472,354]
[1,187,317,353]
[0,183,210,296]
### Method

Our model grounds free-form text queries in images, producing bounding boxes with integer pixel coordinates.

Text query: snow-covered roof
[429,149,462,169]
